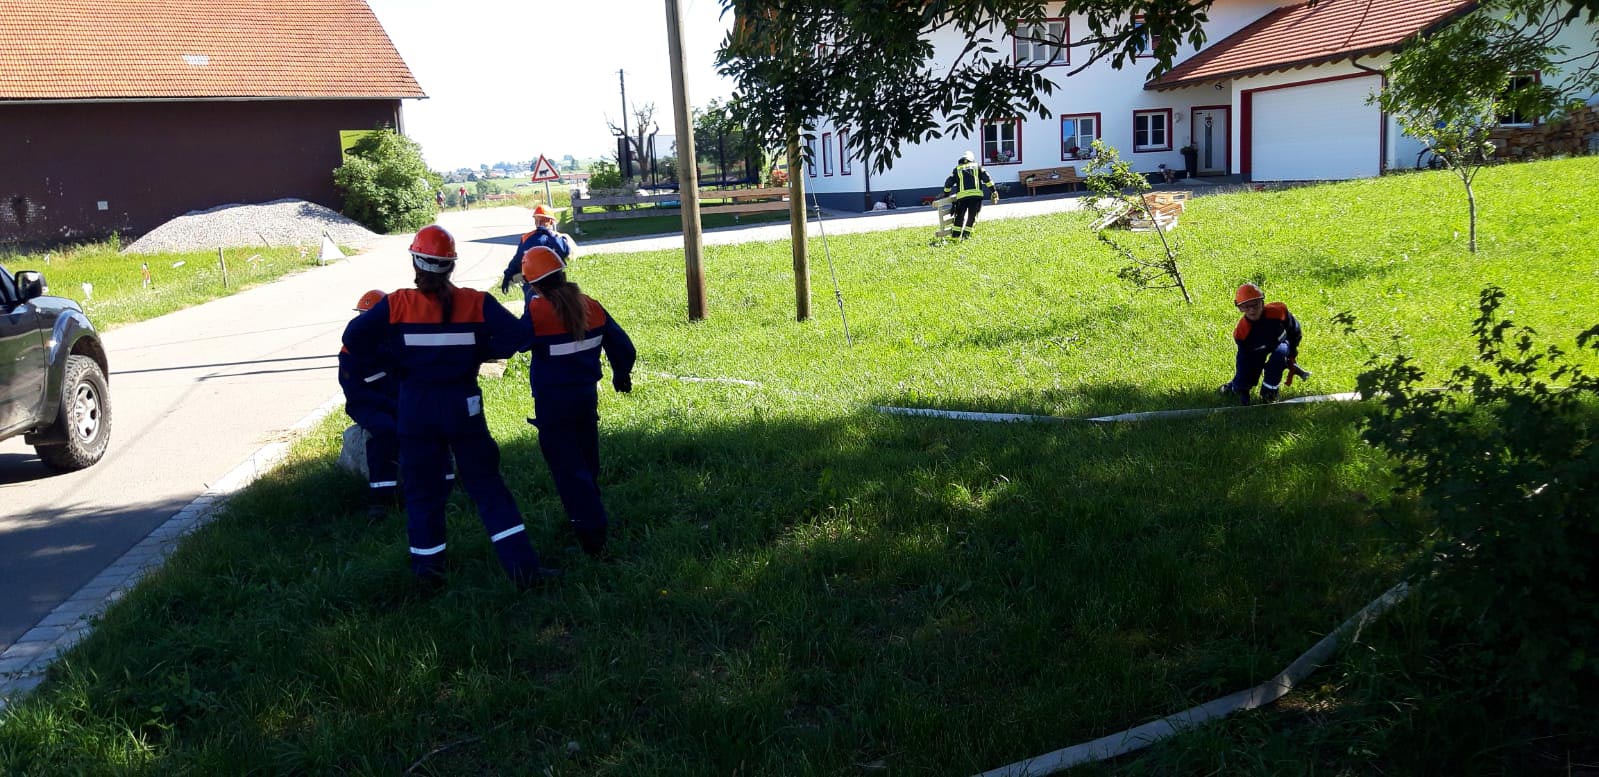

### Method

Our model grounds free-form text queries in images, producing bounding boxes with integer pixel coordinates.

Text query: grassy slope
[0,244,331,330]
[1,158,1594,776]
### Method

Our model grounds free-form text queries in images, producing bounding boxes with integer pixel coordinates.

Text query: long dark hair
[414,267,456,323]
[533,271,589,336]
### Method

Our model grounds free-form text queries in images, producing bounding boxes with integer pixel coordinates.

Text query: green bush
[332,128,440,234]
[587,159,622,190]
[1357,287,1599,727]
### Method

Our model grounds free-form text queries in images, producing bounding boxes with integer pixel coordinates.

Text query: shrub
[1357,286,1599,727]
[588,159,622,191]
[332,128,439,234]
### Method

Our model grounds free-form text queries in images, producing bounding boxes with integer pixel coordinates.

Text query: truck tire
[36,355,112,471]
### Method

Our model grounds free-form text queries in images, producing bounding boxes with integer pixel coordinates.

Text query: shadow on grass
[0,382,1412,776]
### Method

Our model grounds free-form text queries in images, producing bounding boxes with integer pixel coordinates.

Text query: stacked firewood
[1490,106,1599,159]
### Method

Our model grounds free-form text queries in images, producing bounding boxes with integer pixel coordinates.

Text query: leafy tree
[1376,4,1588,253]
[1082,140,1190,303]
[1356,287,1599,727]
[716,1,1211,173]
[332,128,439,234]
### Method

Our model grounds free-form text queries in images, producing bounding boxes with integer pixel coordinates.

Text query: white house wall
[804,3,1599,204]
[804,0,1294,201]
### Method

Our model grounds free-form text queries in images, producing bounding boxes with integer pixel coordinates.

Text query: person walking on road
[342,225,555,589]
[517,246,636,557]
[942,151,998,240]
[501,204,575,294]
[1218,283,1309,405]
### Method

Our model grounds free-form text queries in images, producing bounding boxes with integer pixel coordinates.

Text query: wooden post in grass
[787,127,811,321]
[665,0,707,320]
[217,247,228,289]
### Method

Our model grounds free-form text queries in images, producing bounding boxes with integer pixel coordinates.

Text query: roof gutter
[0,95,428,105]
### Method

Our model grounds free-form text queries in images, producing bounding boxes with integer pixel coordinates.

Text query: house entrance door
[1191,107,1230,175]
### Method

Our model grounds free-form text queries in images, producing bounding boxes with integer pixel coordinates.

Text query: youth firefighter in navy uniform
[339,290,403,520]
[339,290,457,520]
[518,246,635,557]
[500,203,575,294]
[942,150,998,240]
[343,225,554,588]
[1219,283,1309,405]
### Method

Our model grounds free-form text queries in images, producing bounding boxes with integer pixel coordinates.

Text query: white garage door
[1250,75,1382,181]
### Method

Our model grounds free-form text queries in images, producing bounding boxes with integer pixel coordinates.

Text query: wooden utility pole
[665,0,707,320]
[787,127,810,320]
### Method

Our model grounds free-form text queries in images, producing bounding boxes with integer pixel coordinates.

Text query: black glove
[613,374,632,393]
[499,273,513,295]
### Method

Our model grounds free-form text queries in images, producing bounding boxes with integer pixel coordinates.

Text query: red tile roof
[1146,0,1476,91]
[0,0,425,100]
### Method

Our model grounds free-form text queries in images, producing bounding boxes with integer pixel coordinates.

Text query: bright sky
[366,0,738,172]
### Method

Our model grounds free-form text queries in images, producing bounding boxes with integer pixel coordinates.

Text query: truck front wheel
[35,355,112,471]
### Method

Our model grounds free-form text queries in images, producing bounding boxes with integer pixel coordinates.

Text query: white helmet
[960,150,975,163]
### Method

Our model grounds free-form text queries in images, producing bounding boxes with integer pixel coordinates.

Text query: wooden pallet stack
[1128,191,1190,232]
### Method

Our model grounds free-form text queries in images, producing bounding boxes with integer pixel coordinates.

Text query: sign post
[530,154,562,208]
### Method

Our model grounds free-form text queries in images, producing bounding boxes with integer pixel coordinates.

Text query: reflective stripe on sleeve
[363,371,388,383]
[410,543,446,556]
[549,335,603,356]
[369,480,399,488]
[404,332,476,347]
[490,525,526,543]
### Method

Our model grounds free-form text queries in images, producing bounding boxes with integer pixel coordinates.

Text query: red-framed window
[1132,109,1172,152]
[1498,72,1541,126]
[806,137,817,177]
[1060,113,1100,160]
[1014,18,1068,67]
[982,118,1023,165]
[839,127,852,175]
[822,132,834,176]
[1132,14,1161,60]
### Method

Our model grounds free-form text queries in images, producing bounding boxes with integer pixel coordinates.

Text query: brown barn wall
[0,99,402,244]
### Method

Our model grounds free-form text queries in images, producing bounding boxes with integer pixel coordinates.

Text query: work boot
[366,503,389,522]
[1218,382,1250,406]
[1259,387,1280,404]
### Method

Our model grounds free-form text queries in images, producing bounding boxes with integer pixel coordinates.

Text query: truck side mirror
[14,270,47,301]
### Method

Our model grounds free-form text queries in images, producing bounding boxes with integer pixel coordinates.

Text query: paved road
[0,197,1087,652]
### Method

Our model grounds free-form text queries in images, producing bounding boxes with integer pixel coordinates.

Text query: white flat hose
[973,581,1411,777]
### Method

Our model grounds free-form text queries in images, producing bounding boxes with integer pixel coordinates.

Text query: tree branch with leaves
[716,1,1213,175]
[1082,140,1190,303]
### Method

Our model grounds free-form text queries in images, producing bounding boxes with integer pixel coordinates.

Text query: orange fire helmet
[521,245,566,285]
[531,203,557,223]
[1234,283,1264,306]
[354,289,386,312]
[409,225,457,273]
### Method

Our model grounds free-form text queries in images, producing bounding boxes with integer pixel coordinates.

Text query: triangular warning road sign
[530,154,562,182]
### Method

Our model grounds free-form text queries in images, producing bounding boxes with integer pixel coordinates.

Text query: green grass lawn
[0,243,332,329]
[2,158,1595,775]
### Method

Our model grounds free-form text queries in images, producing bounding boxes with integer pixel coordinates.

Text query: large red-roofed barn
[0,0,425,243]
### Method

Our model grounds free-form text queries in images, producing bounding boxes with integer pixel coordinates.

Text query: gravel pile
[123,199,381,254]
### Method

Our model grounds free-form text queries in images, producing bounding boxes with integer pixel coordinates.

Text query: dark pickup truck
[1,262,111,470]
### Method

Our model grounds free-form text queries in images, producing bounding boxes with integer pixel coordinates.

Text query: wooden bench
[1020,166,1084,196]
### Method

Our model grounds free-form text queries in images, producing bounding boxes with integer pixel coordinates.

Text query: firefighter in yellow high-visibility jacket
[942,151,998,240]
